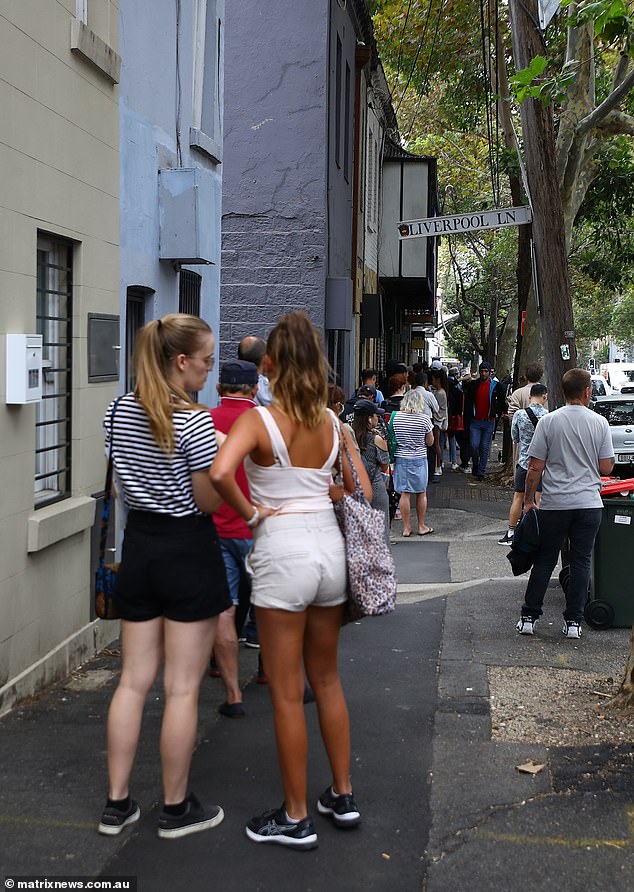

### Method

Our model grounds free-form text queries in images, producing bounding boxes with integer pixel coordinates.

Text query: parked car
[598,362,634,392]
[591,375,615,399]
[591,397,634,467]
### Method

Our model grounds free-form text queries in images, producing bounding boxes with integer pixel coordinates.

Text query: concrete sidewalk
[1,438,633,890]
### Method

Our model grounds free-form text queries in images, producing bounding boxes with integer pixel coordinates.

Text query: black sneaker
[244,634,260,649]
[245,806,318,849]
[498,530,515,546]
[98,799,140,836]
[158,793,224,839]
[317,787,360,827]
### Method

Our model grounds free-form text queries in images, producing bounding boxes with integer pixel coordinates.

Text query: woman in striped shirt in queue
[391,388,435,536]
[99,314,232,841]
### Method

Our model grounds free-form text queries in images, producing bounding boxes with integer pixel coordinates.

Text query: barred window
[35,236,73,507]
[179,269,202,316]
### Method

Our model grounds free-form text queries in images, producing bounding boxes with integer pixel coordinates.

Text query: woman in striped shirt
[391,389,435,536]
[98,314,232,841]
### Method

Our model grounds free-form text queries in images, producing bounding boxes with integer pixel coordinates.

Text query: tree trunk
[611,623,634,709]
[495,23,533,389]
[517,288,544,378]
[509,0,577,409]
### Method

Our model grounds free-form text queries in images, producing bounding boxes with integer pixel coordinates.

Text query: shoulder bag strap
[99,396,123,564]
[525,407,539,428]
[337,420,363,496]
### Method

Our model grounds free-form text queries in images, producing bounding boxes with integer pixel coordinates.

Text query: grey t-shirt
[527,404,614,509]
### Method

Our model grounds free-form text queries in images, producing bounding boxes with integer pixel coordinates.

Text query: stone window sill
[27,496,96,553]
[190,128,222,165]
[70,20,121,84]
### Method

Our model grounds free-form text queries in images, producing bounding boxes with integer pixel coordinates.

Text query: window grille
[125,289,148,392]
[35,236,73,507]
[179,269,202,316]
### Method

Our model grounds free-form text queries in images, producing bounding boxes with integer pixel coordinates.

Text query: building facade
[0,0,121,714]
[118,0,225,406]
[221,0,392,393]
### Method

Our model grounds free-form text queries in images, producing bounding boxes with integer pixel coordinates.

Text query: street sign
[398,206,532,240]
[538,0,560,29]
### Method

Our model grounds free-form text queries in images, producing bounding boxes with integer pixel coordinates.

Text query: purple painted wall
[220,0,331,359]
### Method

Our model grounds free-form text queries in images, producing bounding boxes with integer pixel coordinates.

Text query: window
[179,270,202,316]
[366,119,380,232]
[344,62,351,182]
[191,0,223,162]
[335,35,342,168]
[125,288,151,392]
[35,236,73,507]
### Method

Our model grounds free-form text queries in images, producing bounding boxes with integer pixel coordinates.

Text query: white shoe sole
[98,806,141,836]
[158,806,224,839]
[317,800,361,827]
[245,826,318,848]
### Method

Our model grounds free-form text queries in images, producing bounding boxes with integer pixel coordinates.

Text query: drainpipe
[352,42,371,375]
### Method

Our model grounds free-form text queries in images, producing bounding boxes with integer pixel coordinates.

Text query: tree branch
[594,109,634,137]
[577,65,634,134]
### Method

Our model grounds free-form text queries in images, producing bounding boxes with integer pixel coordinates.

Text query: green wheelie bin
[584,497,634,629]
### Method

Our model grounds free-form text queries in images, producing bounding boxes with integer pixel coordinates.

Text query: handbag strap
[336,419,363,497]
[98,396,123,563]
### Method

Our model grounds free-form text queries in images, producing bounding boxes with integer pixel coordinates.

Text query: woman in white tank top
[211,311,372,849]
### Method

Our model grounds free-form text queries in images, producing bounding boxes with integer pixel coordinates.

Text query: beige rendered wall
[0,0,120,714]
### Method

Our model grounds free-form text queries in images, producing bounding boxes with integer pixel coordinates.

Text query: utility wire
[403,0,446,143]
[395,0,435,115]
[395,0,415,78]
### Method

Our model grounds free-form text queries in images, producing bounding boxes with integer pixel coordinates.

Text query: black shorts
[114,511,231,622]
[513,464,543,494]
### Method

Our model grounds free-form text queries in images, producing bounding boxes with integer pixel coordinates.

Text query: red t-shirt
[474,379,491,420]
[210,396,256,539]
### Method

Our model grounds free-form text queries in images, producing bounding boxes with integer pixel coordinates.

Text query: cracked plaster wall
[220,0,336,358]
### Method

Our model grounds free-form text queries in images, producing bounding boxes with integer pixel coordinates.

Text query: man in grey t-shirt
[516,368,614,639]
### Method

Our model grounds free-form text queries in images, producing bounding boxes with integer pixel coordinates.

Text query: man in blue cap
[210,360,260,717]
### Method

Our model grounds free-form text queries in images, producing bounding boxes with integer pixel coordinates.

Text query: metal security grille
[125,289,147,392]
[35,237,73,507]
[179,269,202,316]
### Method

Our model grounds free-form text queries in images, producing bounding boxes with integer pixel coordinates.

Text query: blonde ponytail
[133,314,212,452]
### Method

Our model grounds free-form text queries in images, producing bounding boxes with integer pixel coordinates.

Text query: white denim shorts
[247,510,347,612]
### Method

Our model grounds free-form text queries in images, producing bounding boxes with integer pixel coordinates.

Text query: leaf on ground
[516,760,546,774]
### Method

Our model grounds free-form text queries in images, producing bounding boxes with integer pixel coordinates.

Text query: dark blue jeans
[522,508,603,622]
[469,419,495,475]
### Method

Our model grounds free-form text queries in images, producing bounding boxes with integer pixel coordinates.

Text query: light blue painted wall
[119,0,224,405]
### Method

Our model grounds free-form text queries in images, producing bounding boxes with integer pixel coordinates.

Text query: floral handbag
[333,423,397,623]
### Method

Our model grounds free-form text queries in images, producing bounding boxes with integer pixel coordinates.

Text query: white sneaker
[434,468,442,476]
[562,620,582,639]
[516,616,536,635]
[451,463,459,470]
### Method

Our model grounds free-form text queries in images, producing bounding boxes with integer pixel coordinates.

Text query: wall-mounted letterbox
[5,334,43,404]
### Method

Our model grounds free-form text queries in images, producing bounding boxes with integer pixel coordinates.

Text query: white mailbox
[6,334,43,404]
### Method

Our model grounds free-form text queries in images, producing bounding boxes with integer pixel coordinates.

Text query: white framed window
[191,0,223,162]
[35,235,73,508]
[366,112,381,232]
[76,0,88,24]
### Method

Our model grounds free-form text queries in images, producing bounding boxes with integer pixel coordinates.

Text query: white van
[599,362,634,392]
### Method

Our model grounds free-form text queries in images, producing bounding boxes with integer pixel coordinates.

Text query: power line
[394,0,435,115]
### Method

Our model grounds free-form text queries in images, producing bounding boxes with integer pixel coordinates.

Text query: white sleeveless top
[244,407,339,514]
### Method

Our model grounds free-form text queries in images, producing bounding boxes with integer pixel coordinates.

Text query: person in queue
[351,398,390,544]
[391,388,435,536]
[210,311,372,850]
[99,314,231,840]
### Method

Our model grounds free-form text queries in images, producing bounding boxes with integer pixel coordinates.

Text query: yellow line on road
[479,806,634,849]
